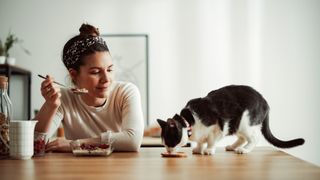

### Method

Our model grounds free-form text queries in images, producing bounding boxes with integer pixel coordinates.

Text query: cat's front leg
[192,138,207,154]
[192,140,206,155]
[204,130,223,155]
[204,145,216,155]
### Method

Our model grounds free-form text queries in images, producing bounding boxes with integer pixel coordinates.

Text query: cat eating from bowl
[157,85,305,155]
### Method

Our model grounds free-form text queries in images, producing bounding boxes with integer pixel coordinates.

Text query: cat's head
[157,114,189,153]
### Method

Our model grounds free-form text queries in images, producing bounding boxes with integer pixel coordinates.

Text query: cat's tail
[261,114,305,148]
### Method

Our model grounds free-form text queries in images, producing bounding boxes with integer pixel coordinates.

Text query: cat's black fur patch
[187,85,269,135]
[180,108,195,126]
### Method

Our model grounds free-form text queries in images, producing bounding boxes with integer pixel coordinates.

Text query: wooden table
[1,147,319,180]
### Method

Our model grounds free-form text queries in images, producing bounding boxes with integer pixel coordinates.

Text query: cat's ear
[157,119,167,129]
[173,113,188,127]
[173,114,180,120]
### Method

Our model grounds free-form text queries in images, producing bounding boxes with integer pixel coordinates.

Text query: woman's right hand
[40,75,61,108]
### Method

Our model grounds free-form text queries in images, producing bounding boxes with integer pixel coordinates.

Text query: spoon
[37,74,88,94]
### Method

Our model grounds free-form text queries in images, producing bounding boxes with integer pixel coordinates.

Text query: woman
[34,24,144,152]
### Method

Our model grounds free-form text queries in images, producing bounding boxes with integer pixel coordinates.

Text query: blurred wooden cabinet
[0,64,31,119]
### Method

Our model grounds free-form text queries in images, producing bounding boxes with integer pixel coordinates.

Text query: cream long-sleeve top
[47,81,144,151]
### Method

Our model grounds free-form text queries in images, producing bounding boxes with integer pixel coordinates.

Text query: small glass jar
[33,132,47,156]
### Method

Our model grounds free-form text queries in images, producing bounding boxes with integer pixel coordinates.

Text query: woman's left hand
[46,138,72,152]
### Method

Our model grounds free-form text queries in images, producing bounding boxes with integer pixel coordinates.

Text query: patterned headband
[63,36,107,68]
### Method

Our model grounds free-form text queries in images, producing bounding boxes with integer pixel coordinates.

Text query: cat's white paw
[204,148,216,155]
[225,145,235,151]
[192,147,203,155]
[235,147,250,154]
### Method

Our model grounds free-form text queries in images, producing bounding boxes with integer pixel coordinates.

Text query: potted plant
[0,32,30,65]
[0,40,6,64]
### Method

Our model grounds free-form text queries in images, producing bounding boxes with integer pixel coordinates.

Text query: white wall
[1,0,319,166]
[260,0,320,167]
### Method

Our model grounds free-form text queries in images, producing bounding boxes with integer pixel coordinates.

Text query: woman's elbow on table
[126,133,143,152]
[123,130,144,152]
[111,130,143,152]
[125,140,141,152]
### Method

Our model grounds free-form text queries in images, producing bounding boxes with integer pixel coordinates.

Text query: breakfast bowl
[70,140,113,156]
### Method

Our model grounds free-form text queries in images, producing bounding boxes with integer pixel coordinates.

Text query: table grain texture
[1,147,319,180]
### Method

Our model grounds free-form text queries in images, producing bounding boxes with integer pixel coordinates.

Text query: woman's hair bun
[79,23,100,36]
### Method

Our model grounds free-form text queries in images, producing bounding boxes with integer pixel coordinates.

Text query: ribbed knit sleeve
[101,83,144,151]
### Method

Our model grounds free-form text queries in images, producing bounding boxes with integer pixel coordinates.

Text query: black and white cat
[157,85,305,155]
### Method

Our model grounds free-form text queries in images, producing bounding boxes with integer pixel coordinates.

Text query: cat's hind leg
[235,126,260,154]
[225,136,246,151]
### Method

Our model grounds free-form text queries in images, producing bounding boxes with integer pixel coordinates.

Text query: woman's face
[72,51,114,98]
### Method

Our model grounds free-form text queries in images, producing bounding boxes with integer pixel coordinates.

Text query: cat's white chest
[189,117,217,142]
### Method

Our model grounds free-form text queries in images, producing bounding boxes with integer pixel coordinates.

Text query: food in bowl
[161,151,187,158]
[70,140,113,156]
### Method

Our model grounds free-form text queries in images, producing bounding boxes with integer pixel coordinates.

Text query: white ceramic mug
[9,120,38,160]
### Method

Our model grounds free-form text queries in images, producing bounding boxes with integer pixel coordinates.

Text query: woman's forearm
[101,129,143,152]
[34,102,60,133]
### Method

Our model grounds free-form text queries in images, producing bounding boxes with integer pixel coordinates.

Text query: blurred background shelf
[0,64,31,120]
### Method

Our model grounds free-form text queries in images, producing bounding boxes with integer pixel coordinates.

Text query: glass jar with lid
[0,76,13,159]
